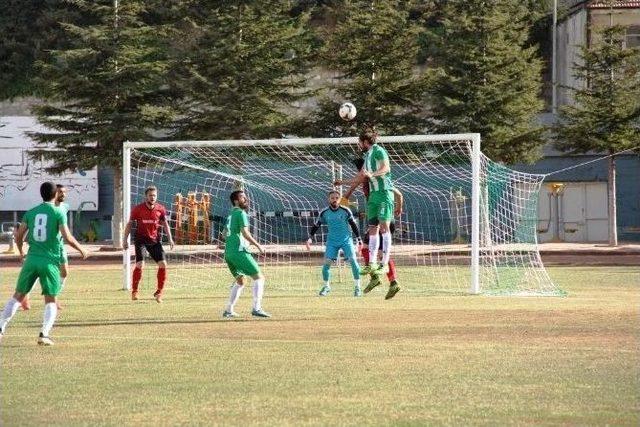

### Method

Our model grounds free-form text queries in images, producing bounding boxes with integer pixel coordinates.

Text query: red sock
[387,259,397,282]
[362,247,370,265]
[156,268,167,293]
[132,267,142,292]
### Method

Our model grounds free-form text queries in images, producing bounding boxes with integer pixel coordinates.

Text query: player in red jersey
[123,185,174,302]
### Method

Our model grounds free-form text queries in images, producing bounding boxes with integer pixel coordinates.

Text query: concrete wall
[515,154,640,242]
[557,8,588,107]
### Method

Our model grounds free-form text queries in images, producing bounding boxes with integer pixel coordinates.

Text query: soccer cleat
[222,310,240,318]
[153,291,163,304]
[354,287,363,297]
[363,275,382,294]
[359,263,379,275]
[131,291,139,301]
[20,297,31,311]
[37,332,54,346]
[385,283,401,300]
[251,309,271,318]
[318,285,331,296]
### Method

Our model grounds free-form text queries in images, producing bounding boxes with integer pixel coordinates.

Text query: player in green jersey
[0,182,88,346]
[349,127,400,299]
[222,190,271,319]
[20,184,70,311]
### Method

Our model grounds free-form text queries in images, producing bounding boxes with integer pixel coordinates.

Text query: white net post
[122,145,132,291]
[470,133,481,294]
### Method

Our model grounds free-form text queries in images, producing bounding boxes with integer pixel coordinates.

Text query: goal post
[122,134,561,296]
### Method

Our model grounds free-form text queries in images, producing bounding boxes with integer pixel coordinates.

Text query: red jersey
[130,202,167,244]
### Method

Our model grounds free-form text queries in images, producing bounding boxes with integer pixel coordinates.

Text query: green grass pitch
[1,265,638,425]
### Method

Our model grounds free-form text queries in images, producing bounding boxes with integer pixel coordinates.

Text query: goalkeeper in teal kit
[305,190,363,296]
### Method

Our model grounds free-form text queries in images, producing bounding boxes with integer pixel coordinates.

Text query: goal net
[123,134,562,296]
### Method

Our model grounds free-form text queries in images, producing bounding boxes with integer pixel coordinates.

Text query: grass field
[1,265,638,426]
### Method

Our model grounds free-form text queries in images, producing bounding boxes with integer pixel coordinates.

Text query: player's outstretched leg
[223,278,243,318]
[319,261,331,296]
[348,258,362,297]
[0,295,23,341]
[251,275,271,318]
[132,264,142,300]
[38,297,58,346]
[360,229,380,275]
[154,262,167,303]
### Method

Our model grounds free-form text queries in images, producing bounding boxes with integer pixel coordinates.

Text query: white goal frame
[122,133,482,294]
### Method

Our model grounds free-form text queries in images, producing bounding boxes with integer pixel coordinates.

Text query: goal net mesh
[126,136,561,296]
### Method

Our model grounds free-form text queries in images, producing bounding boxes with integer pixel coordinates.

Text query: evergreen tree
[305,0,428,137]
[426,0,545,164]
[554,25,640,246]
[0,1,83,99]
[30,0,177,248]
[173,0,315,139]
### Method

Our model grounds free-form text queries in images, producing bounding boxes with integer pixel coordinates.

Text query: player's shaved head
[40,182,57,201]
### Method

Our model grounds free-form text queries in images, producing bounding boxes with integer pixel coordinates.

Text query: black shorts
[134,241,165,263]
[363,222,396,248]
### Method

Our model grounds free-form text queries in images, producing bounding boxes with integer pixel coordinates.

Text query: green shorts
[16,256,62,297]
[225,251,261,278]
[367,190,394,224]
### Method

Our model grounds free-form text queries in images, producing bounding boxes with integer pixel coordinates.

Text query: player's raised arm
[59,225,89,259]
[341,171,367,200]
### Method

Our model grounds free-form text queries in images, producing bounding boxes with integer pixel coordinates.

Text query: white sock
[381,232,392,265]
[226,284,244,312]
[323,280,330,287]
[0,297,21,332]
[354,279,361,289]
[252,278,265,311]
[368,234,380,265]
[41,302,58,337]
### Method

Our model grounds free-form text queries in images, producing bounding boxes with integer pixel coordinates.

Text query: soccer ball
[338,102,357,121]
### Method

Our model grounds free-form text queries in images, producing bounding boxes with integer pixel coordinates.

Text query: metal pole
[122,146,131,291]
[552,0,558,114]
[470,134,481,294]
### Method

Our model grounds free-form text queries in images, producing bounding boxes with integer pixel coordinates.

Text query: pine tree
[305,0,428,137]
[173,0,315,139]
[427,0,545,164]
[0,1,84,99]
[30,0,177,248]
[554,25,640,246]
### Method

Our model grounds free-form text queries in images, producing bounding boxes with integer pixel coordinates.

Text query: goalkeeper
[305,191,363,297]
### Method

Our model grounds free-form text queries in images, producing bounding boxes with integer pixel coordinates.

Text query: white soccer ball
[339,102,357,121]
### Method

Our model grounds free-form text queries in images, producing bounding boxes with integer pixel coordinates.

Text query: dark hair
[145,185,157,195]
[56,184,65,189]
[359,127,377,146]
[40,182,56,201]
[352,158,364,171]
[229,190,244,205]
[328,190,340,197]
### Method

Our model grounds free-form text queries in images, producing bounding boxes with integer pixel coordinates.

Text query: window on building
[625,25,640,48]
